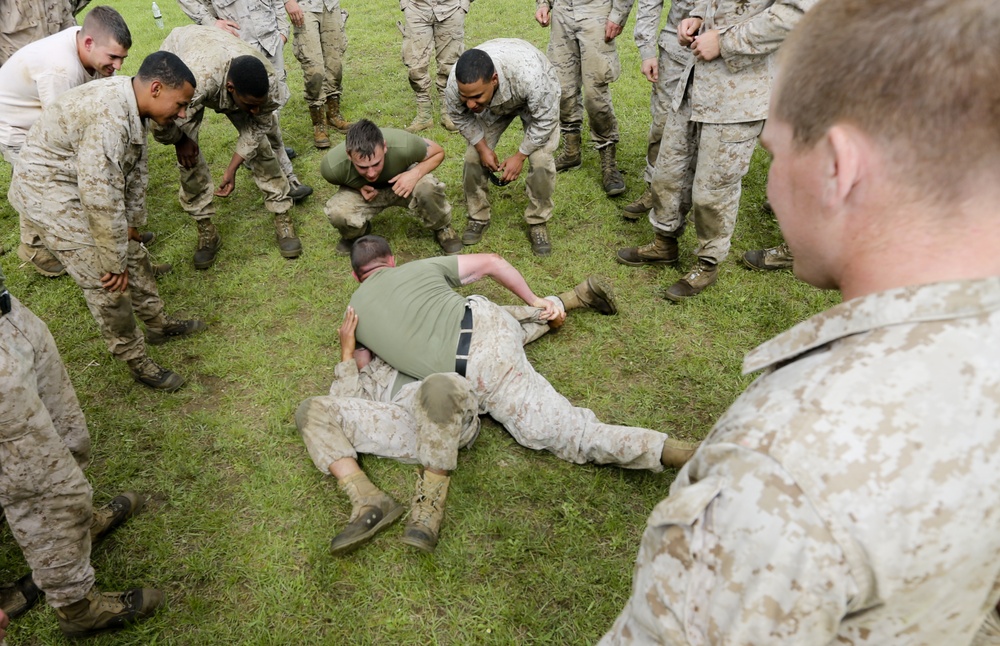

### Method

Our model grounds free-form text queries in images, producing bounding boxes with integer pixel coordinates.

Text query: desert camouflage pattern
[400,0,468,100]
[679,0,816,124]
[177,0,289,60]
[9,76,148,274]
[0,0,75,66]
[0,290,95,607]
[291,0,347,107]
[603,278,1000,644]
[324,173,451,240]
[445,38,560,157]
[648,97,761,263]
[155,26,292,217]
[632,0,694,182]
[541,0,630,147]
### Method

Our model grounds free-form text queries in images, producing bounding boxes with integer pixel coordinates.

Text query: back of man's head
[137,51,196,90]
[81,5,132,49]
[775,0,1000,205]
[455,49,494,85]
[227,55,269,99]
[345,119,384,160]
[350,235,393,278]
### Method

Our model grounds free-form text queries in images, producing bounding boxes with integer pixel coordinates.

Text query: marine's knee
[295,398,318,431]
[418,374,471,425]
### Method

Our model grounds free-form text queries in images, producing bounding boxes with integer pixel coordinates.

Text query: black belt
[455,305,473,377]
[0,289,10,316]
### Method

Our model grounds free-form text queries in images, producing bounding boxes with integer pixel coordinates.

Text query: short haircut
[227,55,269,99]
[81,5,132,49]
[455,48,494,85]
[136,51,196,91]
[775,0,1000,203]
[350,235,393,277]
[345,119,384,160]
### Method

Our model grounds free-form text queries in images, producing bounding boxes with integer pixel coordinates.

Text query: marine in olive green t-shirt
[320,127,429,189]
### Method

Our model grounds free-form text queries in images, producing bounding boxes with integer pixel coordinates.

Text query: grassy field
[0,0,839,643]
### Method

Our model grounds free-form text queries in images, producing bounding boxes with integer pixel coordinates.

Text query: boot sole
[400,531,437,553]
[615,254,676,267]
[329,503,405,556]
[279,245,303,259]
[605,185,627,197]
[555,161,581,173]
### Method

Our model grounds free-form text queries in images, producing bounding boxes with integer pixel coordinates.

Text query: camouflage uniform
[8,76,173,364]
[540,0,628,150]
[154,25,293,219]
[298,302,556,473]
[0,270,95,607]
[648,0,813,264]
[0,0,75,66]
[176,0,300,185]
[603,278,1000,644]
[400,0,468,104]
[290,0,347,108]
[444,39,561,226]
[323,175,451,240]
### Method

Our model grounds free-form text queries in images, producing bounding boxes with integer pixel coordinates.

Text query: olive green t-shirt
[349,256,467,382]
[319,128,428,189]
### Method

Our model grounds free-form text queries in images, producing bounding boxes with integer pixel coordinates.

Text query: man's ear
[826,124,865,208]
[149,79,162,98]
[387,255,396,268]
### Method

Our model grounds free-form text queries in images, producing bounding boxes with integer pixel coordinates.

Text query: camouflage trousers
[643,43,693,184]
[174,109,292,220]
[248,43,299,186]
[0,295,95,607]
[44,240,168,363]
[466,296,666,470]
[0,142,18,165]
[323,172,451,239]
[649,94,762,264]
[548,10,620,147]
[463,120,559,225]
[292,6,347,107]
[297,302,556,473]
[401,4,465,99]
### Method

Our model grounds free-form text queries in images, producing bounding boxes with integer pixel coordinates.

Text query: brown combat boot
[326,96,352,134]
[623,186,653,220]
[0,573,42,620]
[56,586,164,638]
[309,105,331,149]
[742,242,793,271]
[663,259,719,302]
[598,143,625,197]
[558,276,617,315]
[127,357,185,392]
[555,132,582,172]
[330,471,405,556]
[434,225,463,255]
[91,492,144,545]
[661,438,700,468]
[400,470,451,553]
[17,243,65,277]
[145,316,208,346]
[529,223,552,256]
[440,108,458,132]
[406,98,434,133]
[193,220,221,270]
[274,212,302,259]
[616,233,678,266]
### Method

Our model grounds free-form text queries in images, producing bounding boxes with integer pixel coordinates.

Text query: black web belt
[455,305,473,377]
[0,289,10,316]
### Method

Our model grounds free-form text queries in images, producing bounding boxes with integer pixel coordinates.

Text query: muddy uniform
[8,76,173,364]
[0,268,94,608]
[444,38,560,226]
[0,0,75,66]
[649,0,813,264]
[400,0,468,106]
[154,25,293,220]
[290,0,347,109]
[603,278,1000,644]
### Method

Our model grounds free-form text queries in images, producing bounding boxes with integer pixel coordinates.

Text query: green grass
[0,0,839,643]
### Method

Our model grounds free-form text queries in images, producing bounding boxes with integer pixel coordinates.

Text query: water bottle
[152,2,164,29]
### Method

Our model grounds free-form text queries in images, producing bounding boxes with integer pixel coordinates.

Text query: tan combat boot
[529,223,551,256]
[598,143,625,197]
[615,233,678,266]
[330,472,404,556]
[127,357,185,392]
[309,105,331,149]
[56,586,164,638]
[623,186,653,221]
[274,212,302,259]
[434,225,463,255]
[557,276,617,315]
[326,96,352,134]
[406,97,434,133]
[742,242,793,271]
[400,470,450,553]
[663,259,719,302]
[91,492,144,545]
[193,219,221,270]
[555,132,582,172]
[661,437,700,468]
[145,316,208,346]
[440,108,458,132]
[17,243,65,277]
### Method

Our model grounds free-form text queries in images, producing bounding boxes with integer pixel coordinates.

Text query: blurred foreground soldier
[0,0,76,66]
[444,40,560,256]
[7,52,207,391]
[155,25,312,268]
[284,0,351,148]
[616,0,814,301]
[399,0,471,133]
[0,6,132,277]
[536,0,629,197]
[0,267,162,637]
[603,0,1000,642]
[319,119,461,255]
[297,277,629,554]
